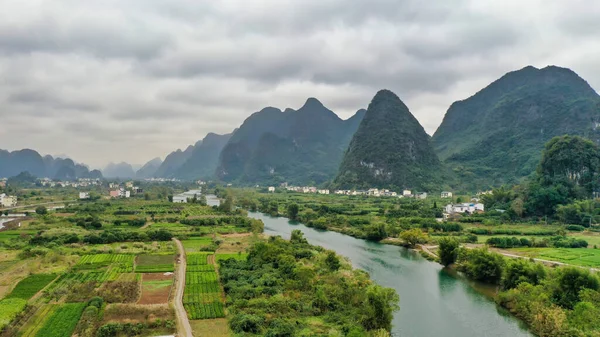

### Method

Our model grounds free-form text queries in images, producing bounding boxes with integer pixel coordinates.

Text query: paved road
[173,238,193,337]
[0,200,76,211]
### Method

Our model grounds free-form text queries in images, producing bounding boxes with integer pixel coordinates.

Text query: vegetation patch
[34,302,86,337]
[0,298,28,331]
[5,273,56,300]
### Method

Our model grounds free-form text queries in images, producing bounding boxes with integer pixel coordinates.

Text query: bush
[456,248,505,284]
[229,313,265,334]
[438,238,459,266]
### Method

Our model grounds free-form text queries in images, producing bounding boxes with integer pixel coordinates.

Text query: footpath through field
[420,244,600,272]
[173,238,193,337]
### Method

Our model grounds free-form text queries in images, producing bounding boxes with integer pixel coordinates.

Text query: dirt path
[419,245,439,258]
[173,238,193,337]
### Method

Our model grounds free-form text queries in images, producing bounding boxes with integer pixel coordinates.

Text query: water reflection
[249,210,533,337]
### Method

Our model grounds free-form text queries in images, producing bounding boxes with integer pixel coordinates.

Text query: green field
[135,254,175,273]
[215,253,248,261]
[6,274,57,300]
[511,247,600,267]
[181,237,214,252]
[0,298,27,330]
[34,303,86,337]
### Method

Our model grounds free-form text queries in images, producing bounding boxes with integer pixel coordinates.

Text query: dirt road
[173,238,193,337]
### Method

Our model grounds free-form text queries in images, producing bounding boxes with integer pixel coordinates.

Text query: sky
[1,0,599,169]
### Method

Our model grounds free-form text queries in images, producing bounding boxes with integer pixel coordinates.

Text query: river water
[207,195,532,336]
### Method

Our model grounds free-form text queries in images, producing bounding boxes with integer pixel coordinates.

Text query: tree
[438,237,459,266]
[399,228,427,247]
[219,195,234,213]
[144,193,151,200]
[199,195,208,206]
[456,248,505,284]
[325,251,341,271]
[363,285,400,331]
[286,203,299,220]
[35,206,48,215]
[167,195,173,202]
[553,267,599,309]
[538,135,600,196]
[501,259,545,290]
[290,230,307,244]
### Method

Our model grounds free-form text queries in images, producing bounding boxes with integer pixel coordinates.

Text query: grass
[34,302,86,337]
[215,253,248,261]
[6,274,57,300]
[181,237,214,252]
[511,247,600,267]
[143,279,172,291]
[190,318,231,337]
[20,304,57,337]
[0,298,28,330]
[135,254,174,273]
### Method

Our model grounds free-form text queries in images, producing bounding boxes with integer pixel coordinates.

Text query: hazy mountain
[153,144,195,178]
[0,148,101,179]
[217,98,365,185]
[136,157,163,179]
[174,133,232,180]
[432,65,600,188]
[103,162,136,179]
[335,89,443,190]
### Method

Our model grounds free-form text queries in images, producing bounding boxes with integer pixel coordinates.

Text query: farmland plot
[6,274,56,300]
[0,298,27,331]
[34,302,86,337]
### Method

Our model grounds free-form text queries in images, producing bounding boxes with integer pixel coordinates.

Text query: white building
[402,190,412,196]
[79,192,90,199]
[0,193,17,207]
[416,192,428,199]
[441,191,453,198]
[445,203,485,214]
[317,189,330,195]
[268,186,275,193]
[172,189,202,203]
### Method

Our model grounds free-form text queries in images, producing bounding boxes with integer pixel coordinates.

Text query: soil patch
[138,273,173,305]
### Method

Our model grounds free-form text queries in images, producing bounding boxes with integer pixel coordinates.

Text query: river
[207,195,532,337]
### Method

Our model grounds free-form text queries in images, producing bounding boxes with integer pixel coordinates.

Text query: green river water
[207,196,533,336]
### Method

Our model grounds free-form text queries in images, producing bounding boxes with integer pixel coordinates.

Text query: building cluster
[443,202,485,220]
[282,186,329,194]
[109,188,131,198]
[0,178,7,188]
[172,189,203,203]
[0,193,17,207]
[39,177,102,188]
[143,178,180,183]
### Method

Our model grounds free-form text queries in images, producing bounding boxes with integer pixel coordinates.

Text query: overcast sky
[1,0,599,169]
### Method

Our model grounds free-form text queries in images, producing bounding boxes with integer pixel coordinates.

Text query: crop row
[21,304,57,337]
[186,272,218,285]
[183,302,225,320]
[135,264,174,273]
[0,298,28,331]
[184,284,221,303]
[187,264,214,272]
[34,303,86,337]
[6,274,57,300]
[187,253,210,265]
[76,254,135,267]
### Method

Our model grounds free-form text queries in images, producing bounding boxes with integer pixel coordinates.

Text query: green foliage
[437,237,459,266]
[35,206,48,215]
[6,274,56,300]
[0,298,27,331]
[35,303,86,337]
[501,259,546,290]
[399,228,427,247]
[286,203,299,220]
[219,237,399,335]
[553,267,599,309]
[456,248,505,284]
[335,89,444,190]
[433,65,600,189]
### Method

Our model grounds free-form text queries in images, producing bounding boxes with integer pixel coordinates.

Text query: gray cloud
[0,0,599,168]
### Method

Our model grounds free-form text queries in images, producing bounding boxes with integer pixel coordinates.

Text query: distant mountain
[136,157,163,179]
[153,144,195,178]
[174,133,232,180]
[432,65,600,189]
[216,98,365,185]
[334,89,443,190]
[0,148,101,179]
[103,162,136,179]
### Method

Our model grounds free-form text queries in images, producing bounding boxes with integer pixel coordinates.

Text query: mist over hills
[5,65,599,192]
